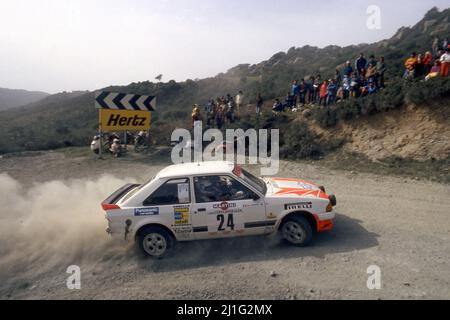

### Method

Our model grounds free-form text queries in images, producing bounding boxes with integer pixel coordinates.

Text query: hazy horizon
[1,0,449,94]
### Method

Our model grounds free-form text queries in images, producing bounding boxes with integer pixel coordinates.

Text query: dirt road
[0,148,449,299]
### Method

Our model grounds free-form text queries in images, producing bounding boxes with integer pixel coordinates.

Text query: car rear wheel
[281,216,313,246]
[138,227,174,258]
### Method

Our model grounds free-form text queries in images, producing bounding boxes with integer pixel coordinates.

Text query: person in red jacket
[319,80,328,106]
[423,51,433,75]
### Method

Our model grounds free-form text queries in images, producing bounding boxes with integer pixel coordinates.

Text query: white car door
[140,177,194,241]
[191,175,267,240]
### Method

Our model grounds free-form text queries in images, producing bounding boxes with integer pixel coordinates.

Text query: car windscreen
[240,169,267,195]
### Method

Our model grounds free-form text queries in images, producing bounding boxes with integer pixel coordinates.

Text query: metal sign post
[124,131,127,152]
[98,109,103,159]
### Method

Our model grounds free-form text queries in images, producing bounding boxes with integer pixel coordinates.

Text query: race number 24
[217,214,235,231]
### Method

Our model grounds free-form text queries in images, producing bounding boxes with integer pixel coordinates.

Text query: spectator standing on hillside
[256,93,264,117]
[327,79,337,106]
[440,49,450,77]
[299,79,307,107]
[319,80,328,106]
[376,56,386,88]
[334,69,342,86]
[206,99,215,127]
[343,61,353,77]
[306,76,314,104]
[403,52,417,79]
[291,80,300,108]
[423,52,433,75]
[206,99,214,113]
[215,105,224,130]
[192,105,203,129]
[313,75,322,104]
[284,92,293,109]
[226,97,235,124]
[235,91,244,113]
[366,55,377,68]
[355,53,367,77]
[432,37,440,55]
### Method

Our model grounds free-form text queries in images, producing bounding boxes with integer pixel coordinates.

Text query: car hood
[264,177,329,200]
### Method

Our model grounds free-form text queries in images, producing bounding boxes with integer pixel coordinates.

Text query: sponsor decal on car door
[206,201,245,235]
[191,175,268,239]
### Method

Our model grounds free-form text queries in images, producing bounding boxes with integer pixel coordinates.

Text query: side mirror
[252,194,260,201]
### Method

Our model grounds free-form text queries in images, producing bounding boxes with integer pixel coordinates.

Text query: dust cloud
[0,173,135,276]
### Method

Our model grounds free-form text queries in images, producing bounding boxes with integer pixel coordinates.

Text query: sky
[0,0,448,93]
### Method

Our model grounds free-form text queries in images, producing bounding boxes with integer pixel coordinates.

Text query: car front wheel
[138,226,174,258]
[281,216,313,246]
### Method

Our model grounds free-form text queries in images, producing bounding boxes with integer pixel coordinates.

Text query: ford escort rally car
[102,161,337,258]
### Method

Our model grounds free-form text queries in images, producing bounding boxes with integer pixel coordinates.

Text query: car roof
[156,161,235,179]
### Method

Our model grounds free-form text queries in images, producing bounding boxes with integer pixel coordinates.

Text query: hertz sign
[99,109,151,131]
[95,92,155,131]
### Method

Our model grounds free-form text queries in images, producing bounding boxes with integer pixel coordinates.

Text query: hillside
[0,88,49,111]
[0,6,449,160]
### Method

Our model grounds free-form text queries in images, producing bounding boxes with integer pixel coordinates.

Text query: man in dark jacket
[256,93,263,117]
[366,55,377,68]
[343,61,353,77]
[355,53,367,77]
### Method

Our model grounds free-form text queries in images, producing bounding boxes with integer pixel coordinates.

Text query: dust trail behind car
[0,173,136,280]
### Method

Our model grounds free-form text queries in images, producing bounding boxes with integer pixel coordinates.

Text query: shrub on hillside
[313,107,338,127]
[280,121,323,159]
[405,77,450,105]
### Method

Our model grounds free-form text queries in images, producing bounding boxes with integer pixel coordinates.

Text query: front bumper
[314,212,335,232]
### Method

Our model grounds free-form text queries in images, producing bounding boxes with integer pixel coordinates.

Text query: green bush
[313,107,338,127]
[280,121,323,159]
[406,77,450,105]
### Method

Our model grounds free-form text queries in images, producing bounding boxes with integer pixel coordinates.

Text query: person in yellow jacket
[191,104,203,128]
[403,52,417,79]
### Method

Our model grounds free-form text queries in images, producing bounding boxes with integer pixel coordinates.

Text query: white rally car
[102,162,337,258]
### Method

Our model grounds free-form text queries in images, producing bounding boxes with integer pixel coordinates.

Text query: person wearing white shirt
[440,49,450,77]
[235,91,244,113]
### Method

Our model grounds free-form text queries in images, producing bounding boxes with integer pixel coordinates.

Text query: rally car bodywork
[102,161,336,258]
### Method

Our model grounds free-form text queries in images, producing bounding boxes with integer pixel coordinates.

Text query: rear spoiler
[101,184,140,211]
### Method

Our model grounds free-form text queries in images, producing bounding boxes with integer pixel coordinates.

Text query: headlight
[326,202,333,212]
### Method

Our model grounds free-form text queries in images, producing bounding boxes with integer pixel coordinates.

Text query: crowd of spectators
[192,38,449,124]
[274,53,386,113]
[404,44,450,81]
[192,91,244,129]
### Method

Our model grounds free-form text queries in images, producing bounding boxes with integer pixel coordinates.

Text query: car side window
[194,175,258,203]
[144,178,191,206]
